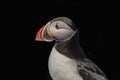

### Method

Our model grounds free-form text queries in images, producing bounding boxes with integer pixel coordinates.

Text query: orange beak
[35,22,53,42]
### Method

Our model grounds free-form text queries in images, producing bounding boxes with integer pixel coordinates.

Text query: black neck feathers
[55,32,86,60]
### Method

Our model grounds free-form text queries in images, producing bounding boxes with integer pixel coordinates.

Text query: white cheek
[49,21,76,41]
[49,25,56,34]
[54,29,74,40]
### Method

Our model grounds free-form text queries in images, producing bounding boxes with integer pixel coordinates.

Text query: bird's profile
[35,17,108,80]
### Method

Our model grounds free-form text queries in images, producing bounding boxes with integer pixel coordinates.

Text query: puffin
[35,17,108,80]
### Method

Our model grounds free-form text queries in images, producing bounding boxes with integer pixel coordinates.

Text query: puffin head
[35,17,78,42]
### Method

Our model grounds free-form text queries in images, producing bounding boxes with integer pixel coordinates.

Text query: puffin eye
[55,24,60,29]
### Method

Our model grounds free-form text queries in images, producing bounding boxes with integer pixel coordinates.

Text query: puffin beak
[35,22,53,42]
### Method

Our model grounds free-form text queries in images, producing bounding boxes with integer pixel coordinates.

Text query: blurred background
[30,0,118,80]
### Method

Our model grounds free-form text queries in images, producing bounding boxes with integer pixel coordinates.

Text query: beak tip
[35,36,42,41]
[35,38,39,41]
[35,35,39,41]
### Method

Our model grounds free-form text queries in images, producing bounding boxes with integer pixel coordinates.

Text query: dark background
[17,0,118,80]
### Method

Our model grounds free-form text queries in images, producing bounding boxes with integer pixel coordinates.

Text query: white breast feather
[48,46,83,80]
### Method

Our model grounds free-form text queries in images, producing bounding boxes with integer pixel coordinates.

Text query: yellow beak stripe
[47,22,54,38]
[48,32,54,38]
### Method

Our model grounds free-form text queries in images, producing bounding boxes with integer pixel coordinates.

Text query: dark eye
[55,24,60,29]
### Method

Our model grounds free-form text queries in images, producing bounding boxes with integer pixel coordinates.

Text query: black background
[5,0,119,80]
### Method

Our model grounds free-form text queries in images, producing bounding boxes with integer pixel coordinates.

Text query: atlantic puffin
[35,17,108,80]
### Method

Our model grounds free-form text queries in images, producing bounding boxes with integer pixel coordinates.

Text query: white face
[47,21,77,42]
